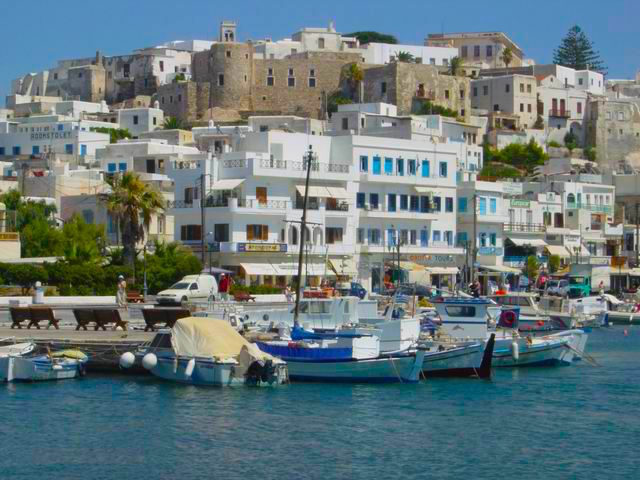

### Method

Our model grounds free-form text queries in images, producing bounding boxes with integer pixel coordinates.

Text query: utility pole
[200,174,206,265]
[636,203,639,267]
[293,145,314,327]
[471,194,478,283]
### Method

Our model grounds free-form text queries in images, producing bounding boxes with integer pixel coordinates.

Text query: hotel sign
[30,132,72,140]
[237,243,287,253]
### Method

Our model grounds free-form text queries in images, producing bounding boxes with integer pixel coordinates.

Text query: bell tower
[219,21,237,43]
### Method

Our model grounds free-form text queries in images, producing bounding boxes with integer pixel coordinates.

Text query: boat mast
[294,145,314,327]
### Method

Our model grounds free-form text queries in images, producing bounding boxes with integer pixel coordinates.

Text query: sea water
[1,327,639,480]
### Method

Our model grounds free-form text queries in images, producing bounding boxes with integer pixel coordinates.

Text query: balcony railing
[566,202,612,214]
[504,222,546,233]
[259,158,287,169]
[222,159,247,168]
[167,200,194,208]
[237,199,289,209]
[549,109,571,118]
[326,202,349,212]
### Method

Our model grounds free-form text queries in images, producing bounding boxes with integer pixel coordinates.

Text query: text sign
[237,243,287,253]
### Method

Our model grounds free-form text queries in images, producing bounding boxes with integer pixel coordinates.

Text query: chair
[73,309,97,331]
[10,307,31,329]
[142,308,190,332]
[28,307,60,330]
[94,309,128,331]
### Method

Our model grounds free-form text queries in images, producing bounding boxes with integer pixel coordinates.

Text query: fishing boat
[120,317,288,387]
[256,325,425,383]
[418,334,496,379]
[2,348,88,382]
[433,297,586,367]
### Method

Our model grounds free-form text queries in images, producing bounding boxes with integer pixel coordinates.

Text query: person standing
[116,275,127,308]
[599,280,605,297]
[285,285,294,303]
[218,273,230,302]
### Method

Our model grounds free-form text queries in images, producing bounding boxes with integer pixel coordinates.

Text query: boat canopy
[171,317,272,360]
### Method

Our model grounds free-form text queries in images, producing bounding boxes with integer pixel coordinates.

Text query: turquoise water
[1,327,639,480]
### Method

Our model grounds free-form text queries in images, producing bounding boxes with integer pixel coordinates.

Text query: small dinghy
[2,349,88,382]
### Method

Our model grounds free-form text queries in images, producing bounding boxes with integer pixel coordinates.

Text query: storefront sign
[588,256,610,266]
[502,182,523,195]
[237,243,287,253]
[404,254,456,266]
[0,233,19,241]
[510,199,530,208]
[30,132,72,140]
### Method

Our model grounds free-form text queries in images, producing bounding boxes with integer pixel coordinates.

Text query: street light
[207,231,214,273]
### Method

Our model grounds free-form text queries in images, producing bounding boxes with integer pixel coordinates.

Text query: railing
[172,160,201,170]
[326,203,349,212]
[237,199,289,209]
[222,159,247,168]
[167,200,194,208]
[295,201,320,210]
[259,158,287,169]
[504,222,546,233]
[291,161,350,174]
[326,163,350,173]
[549,109,571,118]
[566,202,612,214]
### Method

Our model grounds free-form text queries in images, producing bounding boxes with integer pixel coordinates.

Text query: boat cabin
[487,292,540,317]
[433,298,491,339]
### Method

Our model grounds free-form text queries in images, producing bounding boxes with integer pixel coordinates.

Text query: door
[256,187,267,205]
[560,99,566,116]
[551,98,558,115]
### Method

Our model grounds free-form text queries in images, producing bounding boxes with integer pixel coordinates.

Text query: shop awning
[425,266,459,275]
[273,263,334,277]
[326,187,349,198]
[328,258,358,276]
[479,264,522,274]
[240,262,278,275]
[545,245,570,258]
[507,237,548,247]
[396,261,426,271]
[414,186,433,194]
[296,185,332,198]
[210,179,244,190]
[566,244,591,256]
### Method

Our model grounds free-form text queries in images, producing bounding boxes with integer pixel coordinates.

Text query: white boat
[2,348,88,382]
[256,326,425,383]
[418,335,495,378]
[433,297,586,367]
[122,317,288,387]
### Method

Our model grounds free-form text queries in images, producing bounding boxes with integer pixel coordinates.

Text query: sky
[1,0,638,104]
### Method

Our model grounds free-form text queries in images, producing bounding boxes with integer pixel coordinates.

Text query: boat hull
[1,356,83,382]
[492,337,570,367]
[421,344,484,378]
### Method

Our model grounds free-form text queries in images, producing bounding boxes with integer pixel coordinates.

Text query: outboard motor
[245,359,277,385]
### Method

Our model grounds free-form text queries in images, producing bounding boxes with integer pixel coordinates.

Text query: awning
[210,179,244,190]
[273,263,334,277]
[414,186,433,194]
[326,187,349,198]
[296,185,332,198]
[328,258,358,276]
[545,245,570,258]
[425,266,459,275]
[479,264,522,274]
[507,237,548,247]
[240,262,278,275]
[397,261,426,271]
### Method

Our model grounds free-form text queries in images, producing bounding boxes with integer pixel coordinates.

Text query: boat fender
[511,341,520,361]
[119,352,135,369]
[185,358,196,377]
[52,364,63,371]
[142,353,158,370]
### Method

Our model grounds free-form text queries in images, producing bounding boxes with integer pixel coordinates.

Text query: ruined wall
[588,99,640,170]
[155,81,210,124]
[65,65,106,102]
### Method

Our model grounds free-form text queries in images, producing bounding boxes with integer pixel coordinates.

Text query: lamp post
[197,173,214,265]
[207,231,214,273]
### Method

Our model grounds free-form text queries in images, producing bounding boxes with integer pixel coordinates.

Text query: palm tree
[501,47,514,68]
[449,56,463,76]
[344,63,364,101]
[105,172,165,268]
[396,51,415,63]
[163,116,183,130]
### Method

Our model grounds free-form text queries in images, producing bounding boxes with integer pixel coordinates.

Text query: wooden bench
[72,308,128,331]
[141,308,190,332]
[127,290,145,303]
[233,291,256,302]
[10,307,60,330]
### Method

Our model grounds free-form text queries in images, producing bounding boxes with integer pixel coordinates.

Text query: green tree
[21,218,64,258]
[396,51,414,63]
[549,255,560,274]
[584,146,597,162]
[104,172,165,268]
[553,25,606,73]
[501,47,514,68]
[344,63,364,101]
[327,91,353,115]
[163,116,183,130]
[0,263,49,294]
[449,56,463,76]
[144,241,202,294]
[479,162,522,179]
[344,31,398,45]
[90,127,132,144]
[564,131,578,151]
[525,255,539,285]
[173,73,186,82]
[61,214,106,265]
[416,100,459,118]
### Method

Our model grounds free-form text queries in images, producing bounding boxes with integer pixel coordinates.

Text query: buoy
[119,352,135,369]
[624,329,629,336]
[142,353,158,370]
[185,358,196,377]
[511,341,520,361]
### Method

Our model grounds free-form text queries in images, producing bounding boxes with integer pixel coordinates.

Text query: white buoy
[142,353,158,370]
[184,358,196,377]
[119,352,135,369]
[511,341,520,361]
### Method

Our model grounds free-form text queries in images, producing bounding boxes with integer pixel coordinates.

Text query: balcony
[549,109,571,118]
[503,223,546,233]
[566,202,612,214]
[326,202,349,212]
[237,198,289,210]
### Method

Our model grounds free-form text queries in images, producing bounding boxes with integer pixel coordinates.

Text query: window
[490,197,497,214]
[342,117,349,130]
[65,144,73,154]
[457,232,468,247]
[372,156,381,175]
[159,60,164,71]
[318,38,325,49]
[439,161,447,178]
[410,195,419,212]
[396,158,404,176]
[214,224,229,242]
[381,82,387,94]
[420,230,429,246]
[369,228,381,245]
[520,103,524,113]
[370,193,379,209]
[483,85,488,95]
[133,115,139,125]
[0,147,4,155]
[356,192,366,208]
[527,104,532,113]
[505,84,510,93]
[460,89,465,99]
[458,197,468,212]
[267,76,274,86]
[445,306,476,317]
[486,45,493,57]
[479,197,487,215]
[247,224,268,241]
[520,83,525,93]
[445,89,450,99]
[493,104,500,112]
[387,194,396,212]
[445,231,453,246]
[225,50,231,58]
[107,163,116,173]
[309,77,316,88]
[410,230,417,245]
[527,84,532,93]
[461,46,468,58]
[80,145,87,156]
[473,45,480,57]
[357,228,365,244]
[178,94,182,102]
[123,64,130,78]
[58,124,64,131]
[433,196,441,212]
[421,160,430,177]
[118,162,127,171]
[577,102,582,114]
[288,77,295,87]
[326,227,343,244]
[445,197,454,213]
[181,225,202,241]
[400,194,408,210]
[267,67,274,75]
[256,187,267,205]
[480,232,487,247]
[420,196,431,213]
[360,155,368,172]
[618,111,624,121]
[433,230,441,242]
[409,159,417,175]
[153,117,157,126]
[218,74,224,86]
[384,157,393,175]
[473,87,478,97]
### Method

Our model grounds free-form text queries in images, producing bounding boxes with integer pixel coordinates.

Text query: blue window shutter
[458,197,467,212]
[108,163,117,173]
[32,145,40,154]
[384,157,393,174]
[65,144,73,154]
[490,198,497,214]
[372,156,381,175]
[360,155,368,172]
[439,161,447,177]
[421,160,430,177]
[119,162,127,171]
[80,144,87,156]
[479,197,487,215]
[0,147,5,155]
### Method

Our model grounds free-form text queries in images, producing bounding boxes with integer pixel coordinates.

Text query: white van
[156,274,218,305]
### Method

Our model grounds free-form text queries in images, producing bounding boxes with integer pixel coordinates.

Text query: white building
[360,43,457,67]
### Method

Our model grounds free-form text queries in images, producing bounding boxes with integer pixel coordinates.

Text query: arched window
[567,193,576,204]
[305,226,312,244]
[480,233,487,247]
[290,226,298,245]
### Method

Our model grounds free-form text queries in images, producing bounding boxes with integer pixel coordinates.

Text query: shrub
[564,131,578,151]
[584,146,597,161]
[230,285,283,295]
[0,264,49,294]
[547,140,562,148]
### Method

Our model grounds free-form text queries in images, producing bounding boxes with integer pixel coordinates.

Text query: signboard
[0,233,18,241]
[502,182,523,195]
[207,242,220,253]
[510,199,530,208]
[30,132,72,140]
[404,254,457,266]
[588,256,610,266]
[237,243,287,253]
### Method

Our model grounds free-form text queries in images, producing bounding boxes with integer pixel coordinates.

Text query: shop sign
[588,256,610,266]
[237,243,287,253]
[30,131,72,140]
[510,199,530,208]
[404,254,456,266]
[502,182,523,195]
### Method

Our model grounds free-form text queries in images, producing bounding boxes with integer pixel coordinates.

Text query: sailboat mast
[294,145,314,326]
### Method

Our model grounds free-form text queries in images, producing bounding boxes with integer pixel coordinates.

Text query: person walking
[116,275,127,308]
[218,273,231,302]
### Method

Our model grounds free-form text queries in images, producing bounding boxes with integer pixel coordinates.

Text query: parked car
[156,274,218,305]
[387,283,432,298]
[335,282,367,299]
[546,279,570,297]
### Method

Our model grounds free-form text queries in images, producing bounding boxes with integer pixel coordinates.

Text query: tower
[219,21,237,43]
